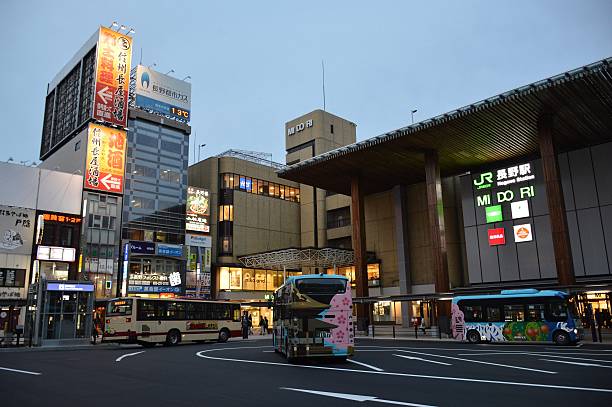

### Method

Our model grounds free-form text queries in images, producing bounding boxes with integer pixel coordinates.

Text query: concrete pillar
[350,176,370,330]
[392,185,412,327]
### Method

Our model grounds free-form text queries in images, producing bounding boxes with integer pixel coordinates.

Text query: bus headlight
[573,329,578,334]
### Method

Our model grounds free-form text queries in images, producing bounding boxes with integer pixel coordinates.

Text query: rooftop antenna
[322,60,326,111]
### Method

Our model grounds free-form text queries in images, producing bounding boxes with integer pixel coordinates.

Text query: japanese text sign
[84,123,126,193]
[92,26,133,127]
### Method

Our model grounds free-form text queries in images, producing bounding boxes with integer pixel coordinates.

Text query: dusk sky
[1,0,611,165]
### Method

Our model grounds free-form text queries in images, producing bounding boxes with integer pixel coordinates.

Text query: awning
[239,248,355,270]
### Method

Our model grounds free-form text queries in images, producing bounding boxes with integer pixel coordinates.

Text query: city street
[2,338,612,406]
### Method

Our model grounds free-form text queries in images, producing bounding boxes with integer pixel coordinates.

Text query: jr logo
[473,172,493,189]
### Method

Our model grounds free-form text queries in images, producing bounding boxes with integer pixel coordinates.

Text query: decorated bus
[451,289,582,345]
[273,274,354,361]
[102,298,241,347]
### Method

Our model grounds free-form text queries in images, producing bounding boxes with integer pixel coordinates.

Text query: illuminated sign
[513,224,533,243]
[186,187,210,233]
[129,241,156,254]
[287,119,313,136]
[46,282,94,292]
[37,246,76,262]
[485,205,503,223]
[41,213,82,224]
[511,200,530,219]
[488,228,506,246]
[134,65,191,121]
[157,244,183,257]
[169,272,182,287]
[84,123,126,193]
[473,163,534,190]
[92,27,133,127]
[185,234,212,247]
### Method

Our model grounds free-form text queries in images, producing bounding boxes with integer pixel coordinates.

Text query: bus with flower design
[273,274,354,361]
[451,289,582,345]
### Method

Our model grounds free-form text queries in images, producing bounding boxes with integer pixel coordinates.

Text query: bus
[273,274,354,361]
[451,289,582,345]
[102,298,241,347]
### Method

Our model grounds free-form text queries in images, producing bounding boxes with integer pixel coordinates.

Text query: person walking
[241,311,249,339]
[263,316,269,335]
[259,316,265,335]
[91,316,99,345]
[248,314,253,335]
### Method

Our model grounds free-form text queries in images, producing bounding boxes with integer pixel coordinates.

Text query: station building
[279,58,612,332]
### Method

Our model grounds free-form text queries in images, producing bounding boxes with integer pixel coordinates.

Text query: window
[242,269,254,290]
[547,301,569,322]
[463,305,484,322]
[330,124,334,134]
[0,268,26,287]
[367,264,380,287]
[486,306,502,322]
[137,300,159,320]
[161,140,181,154]
[137,134,158,148]
[526,304,545,322]
[295,278,346,295]
[327,206,351,229]
[219,205,234,221]
[160,169,181,183]
[504,304,525,322]
[131,197,155,209]
[107,299,133,316]
[133,164,156,178]
[166,302,186,320]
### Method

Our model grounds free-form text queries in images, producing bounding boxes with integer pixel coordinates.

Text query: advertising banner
[84,123,127,193]
[134,65,191,121]
[0,205,35,255]
[129,241,156,254]
[157,244,183,257]
[92,26,133,127]
[185,234,212,248]
[186,187,210,233]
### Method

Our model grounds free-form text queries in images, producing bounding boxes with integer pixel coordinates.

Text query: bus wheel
[553,330,570,346]
[466,330,481,344]
[165,329,181,346]
[218,329,230,343]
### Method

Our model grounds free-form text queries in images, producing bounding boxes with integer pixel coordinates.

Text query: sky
[1,0,611,166]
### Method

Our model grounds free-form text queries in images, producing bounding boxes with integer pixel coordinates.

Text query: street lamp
[411,109,418,124]
[166,69,175,75]
[198,144,207,162]
[182,75,191,81]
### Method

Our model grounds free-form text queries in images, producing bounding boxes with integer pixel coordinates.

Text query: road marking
[195,347,612,393]
[262,350,275,353]
[0,366,42,376]
[115,351,146,362]
[347,359,384,371]
[281,387,437,406]
[394,350,556,374]
[459,352,612,362]
[393,354,452,366]
[540,359,612,369]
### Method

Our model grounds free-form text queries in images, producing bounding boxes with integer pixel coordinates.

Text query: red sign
[92,27,133,127]
[488,228,506,246]
[84,123,126,193]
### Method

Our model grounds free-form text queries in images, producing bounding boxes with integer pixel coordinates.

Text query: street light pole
[411,109,418,124]
[198,144,207,162]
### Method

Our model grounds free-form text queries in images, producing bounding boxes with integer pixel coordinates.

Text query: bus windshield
[296,278,346,295]
[107,299,133,316]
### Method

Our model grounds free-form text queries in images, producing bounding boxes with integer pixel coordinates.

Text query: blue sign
[47,282,94,292]
[123,243,129,261]
[127,285,181,293]
[157,244,183,257]
[130,241,156,255]
[135,95,190,122]
[245,178,252,192]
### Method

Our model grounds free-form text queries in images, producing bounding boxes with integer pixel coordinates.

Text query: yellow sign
[84,123,126,193]
[93,26,133,127]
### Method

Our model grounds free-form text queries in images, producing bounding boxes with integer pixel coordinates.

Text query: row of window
[458,301,570,323]
[136,300,241,321]
[219,267,302,291]
[220,173,300,203]
[131,164,182,183]
[327,265,381,288]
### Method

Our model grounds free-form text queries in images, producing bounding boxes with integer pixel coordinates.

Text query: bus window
[186,302,204,320]
[526,304,545,321]
[232,304,241,322]
[462,305,483,322]
[166,302,186,320]
[107,299,133,316]
[295,278,346,294]
[137,300,159,321]
[547,301,568,322]
[504,304,525,322]
[485,306,502,322]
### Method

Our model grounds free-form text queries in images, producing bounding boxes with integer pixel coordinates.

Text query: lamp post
[411,109,418,124]
[198,144,207,162]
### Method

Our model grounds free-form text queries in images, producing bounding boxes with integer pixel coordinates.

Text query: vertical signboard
[84,123,127,193]
[186,187,210,233]
[93,26,133,127]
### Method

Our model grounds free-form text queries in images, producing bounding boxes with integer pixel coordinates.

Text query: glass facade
[218,267,301,292]
[220,173,300,203]
[326,264,381,288]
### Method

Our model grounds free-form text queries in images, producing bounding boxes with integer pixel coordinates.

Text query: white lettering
[476,194,491,207]
[287,120,314,136]
[497,190,514,203]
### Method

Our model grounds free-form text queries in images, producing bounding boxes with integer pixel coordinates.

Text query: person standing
[259,315,265,335]
[263,316,269,335]
[248,314,253,335]
[241,311,249,339]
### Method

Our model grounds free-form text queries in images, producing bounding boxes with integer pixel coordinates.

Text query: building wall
[364,191,399,289]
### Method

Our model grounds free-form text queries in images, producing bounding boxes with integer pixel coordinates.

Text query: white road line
[262,350,275,353]
[393,354,452,366]
[396,350,556,374]
[459,351,612,357]
[195,347,612,393]
[347,359,384,371]
[540,359,612,369]
[281,387,437,407]
[0,366,42,376]
[459,352,612,362]
[115,350,146,362]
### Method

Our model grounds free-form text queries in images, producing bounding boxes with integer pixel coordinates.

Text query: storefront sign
[169,272,182,287]
[46,282,94,292]
[0,268,25,287]
[37,246,76,262]
[186,187,210,233]
[287,119,313,136]
[185,234,211,248]
[488,228,506,246]
[157,244,183,257]
[84,123,127,193]
[513,224,533,243]
[511,200,530,219]
[41,213,81,223]
[92,26,133,127]
[473,162,533,190]
[0,206,34,255]
[0,287,22,299]
[128,285,181,293]
[129,241,156,254]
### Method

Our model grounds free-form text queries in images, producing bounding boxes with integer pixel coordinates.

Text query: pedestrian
[248,314,253,335]
[241,311,249,339]
[259,315,265,335]
[91,317,99,345]
[263,316,269,335]
[419,318,426,335]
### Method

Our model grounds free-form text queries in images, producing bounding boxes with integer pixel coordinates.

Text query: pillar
[351,176,370,330]
[538,114,575,286]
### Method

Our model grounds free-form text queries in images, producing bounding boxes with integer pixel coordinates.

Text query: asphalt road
[2,338,612,406]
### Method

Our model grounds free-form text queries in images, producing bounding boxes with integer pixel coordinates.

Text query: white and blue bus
[451,289,582,345]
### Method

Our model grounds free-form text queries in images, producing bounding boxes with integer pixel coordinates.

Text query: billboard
[0,206,35,255]
[134,65,191,121]
[186,187,210,233]
[92,26,133,127]
[84,123,127,193]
